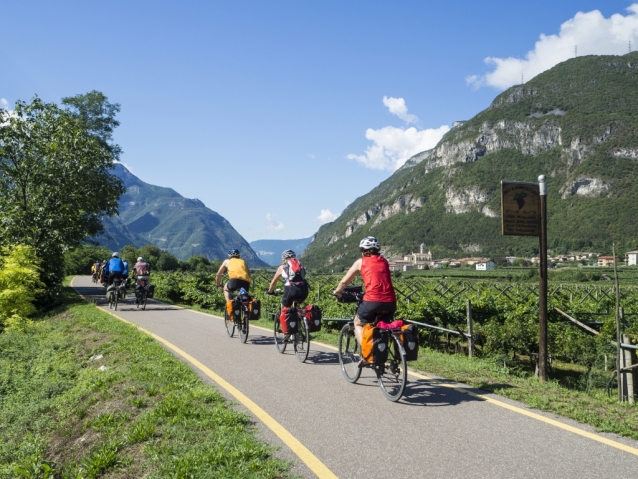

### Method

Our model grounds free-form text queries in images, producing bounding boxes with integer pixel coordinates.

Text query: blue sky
[2,1,636,241]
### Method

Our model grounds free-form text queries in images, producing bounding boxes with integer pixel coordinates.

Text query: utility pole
[630,40,632,53]
[538,175,548,382]
[575,45,578,57]
[521,72,524,85]
[613,243,622,401]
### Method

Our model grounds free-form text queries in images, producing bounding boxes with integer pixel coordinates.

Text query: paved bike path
[73,276,638,478]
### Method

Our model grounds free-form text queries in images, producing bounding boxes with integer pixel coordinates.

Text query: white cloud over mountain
[316,209,339,224]
[348,97,450,171]
[266,213,285,231]
[468,4,638,90]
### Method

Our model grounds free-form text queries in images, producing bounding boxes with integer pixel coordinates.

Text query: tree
[0,97,125,300]
[0,245,43,330]
[64,245,111,275]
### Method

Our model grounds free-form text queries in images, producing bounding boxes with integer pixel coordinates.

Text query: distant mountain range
[302,53,638,271]
[249,237,313,266]
[97,164,267,266]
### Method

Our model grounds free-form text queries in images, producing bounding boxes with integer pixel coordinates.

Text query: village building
[476,260,495,271]
[625,251,638,266]
[597,256,619,267]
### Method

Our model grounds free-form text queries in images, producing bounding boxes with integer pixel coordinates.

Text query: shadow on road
[400,379,484,407]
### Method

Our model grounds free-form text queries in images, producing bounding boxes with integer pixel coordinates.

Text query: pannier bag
[248,298,261,320]
[226,300,234,318]
[279,307,300,335]
[400,323,419,361]
[147,284,155,298]
[304,304,322,332]
[361,324,389,368]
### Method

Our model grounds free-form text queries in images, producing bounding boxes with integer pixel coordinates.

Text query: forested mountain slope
[302,53,638,271]
[97,164,266,266]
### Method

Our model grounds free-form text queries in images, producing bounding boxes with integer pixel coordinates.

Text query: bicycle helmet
[281,249,296,260]
[137,257,143,262]
[112,252,120,258]
[227,249,240,258]
[359,236,380,252]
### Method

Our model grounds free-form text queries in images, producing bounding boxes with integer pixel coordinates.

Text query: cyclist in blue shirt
[104,252,125,286]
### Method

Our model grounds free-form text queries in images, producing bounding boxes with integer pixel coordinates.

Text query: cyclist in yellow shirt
[216,249,251,301]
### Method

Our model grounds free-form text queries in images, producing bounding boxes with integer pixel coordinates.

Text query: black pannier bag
[249,298,261,320]
[373,328,390,370]
[147,284,155,298]
[401,323,419,361]
[304,304,322,332]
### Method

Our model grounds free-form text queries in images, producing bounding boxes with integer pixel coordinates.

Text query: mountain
[97,164,267,266]
[249,237,313,266]
[302,53,638,271]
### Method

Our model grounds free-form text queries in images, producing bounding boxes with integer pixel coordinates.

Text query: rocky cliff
[302,53,638,270]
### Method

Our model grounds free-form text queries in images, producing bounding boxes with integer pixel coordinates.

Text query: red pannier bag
[304,304,322,332]
[279,307,300,335]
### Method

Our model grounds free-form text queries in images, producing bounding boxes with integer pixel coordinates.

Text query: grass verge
[0,287,289,478]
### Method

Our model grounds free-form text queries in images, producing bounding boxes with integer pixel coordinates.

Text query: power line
[575,45,577,57]
[630,40,632,53]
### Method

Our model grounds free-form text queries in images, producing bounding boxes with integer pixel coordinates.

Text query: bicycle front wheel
[224,309,235,337]
[294,319,310,363]
[274,314,287,353]
[114,291,119,311]
[141,292,147,310]
[377,334,407,402]
[338,323,361,383]
[239,308,249,343]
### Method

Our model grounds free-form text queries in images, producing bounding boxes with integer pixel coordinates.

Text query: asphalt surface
[73,276,638,478]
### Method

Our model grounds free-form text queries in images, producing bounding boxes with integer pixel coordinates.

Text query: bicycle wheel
[294,319,310,363]
[114,290,119,311]
[239,307,249,343]
[377,333,407,402]
[338,323,362,383]
[273,313,287,353]
[141,291,147,310]
[224,309,235,337]
[108,292,114,309]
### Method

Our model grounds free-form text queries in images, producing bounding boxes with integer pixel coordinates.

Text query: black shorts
[282,283,309,308]
[226,279,250,292]
[108,271,123,286]
[356,301,396,324]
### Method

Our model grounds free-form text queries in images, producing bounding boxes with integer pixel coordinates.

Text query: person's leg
[223,284,231,302]
[354,315,365,345]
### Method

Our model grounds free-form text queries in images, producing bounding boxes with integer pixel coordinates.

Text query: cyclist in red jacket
[333,236,397,347]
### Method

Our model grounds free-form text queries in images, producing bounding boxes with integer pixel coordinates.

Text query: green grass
[0,287,289,478]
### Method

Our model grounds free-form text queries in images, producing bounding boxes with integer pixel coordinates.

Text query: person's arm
[267,265,284,293]
[216,260,228,287]
[333,259,362,296]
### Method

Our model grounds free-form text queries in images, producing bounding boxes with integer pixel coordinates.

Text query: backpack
[361,324,389,369]
[279,307,300,335]
[400,323,419,361]
[304,304,322,332]
[285,258,306,284]
[248,298,261,320]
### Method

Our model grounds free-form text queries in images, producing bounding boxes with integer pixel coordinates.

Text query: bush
[0,245,43,330]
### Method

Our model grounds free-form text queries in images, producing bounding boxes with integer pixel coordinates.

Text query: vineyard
[153,270,638,390]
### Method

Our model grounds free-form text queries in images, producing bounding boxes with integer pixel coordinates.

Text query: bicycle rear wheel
[377,333,407,402]
[338,323,362,383]
[224,309,235,337]
[141,292,147,310]
[239,308,249,343]
[294,319,310,363]
[114,290,119,311]
[273,314,287,353]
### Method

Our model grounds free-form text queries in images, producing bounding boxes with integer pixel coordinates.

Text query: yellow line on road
[70,278,338,479]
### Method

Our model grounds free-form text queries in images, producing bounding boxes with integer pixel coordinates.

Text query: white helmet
[137,257,143,262]
[112,252,119,258]
[359,236,380,251]
[281,250,296,260]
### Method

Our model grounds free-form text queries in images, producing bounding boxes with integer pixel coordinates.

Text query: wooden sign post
[501,176,548,381]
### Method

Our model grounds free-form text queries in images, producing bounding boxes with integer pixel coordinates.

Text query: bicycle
[108,278,124,311]
[223,287,251,344]
[135,277,150,310]
[334,286,407,402]
[91,272,99,284]
[267,289,310,363]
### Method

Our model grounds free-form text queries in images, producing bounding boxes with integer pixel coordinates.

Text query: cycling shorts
[356,301,396,324]
[281,283,308,308]
[226,279,250,292]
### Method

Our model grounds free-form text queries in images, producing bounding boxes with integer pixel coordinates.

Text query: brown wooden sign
[501,181,540,236]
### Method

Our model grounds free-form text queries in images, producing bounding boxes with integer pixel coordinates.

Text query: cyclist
[103,252,125,286]
[216,249,251,301]
[266,250,308,307]
[133,256,151,283]
[91,260,101,280]
[333,236,396,360]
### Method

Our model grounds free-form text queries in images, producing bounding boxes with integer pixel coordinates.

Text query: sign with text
[501,181,540,236]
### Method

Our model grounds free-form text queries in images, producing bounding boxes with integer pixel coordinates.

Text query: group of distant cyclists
[91,253,152,304]
[214,235,396,366]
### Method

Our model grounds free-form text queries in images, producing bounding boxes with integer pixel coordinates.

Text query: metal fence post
[467,299,474,358]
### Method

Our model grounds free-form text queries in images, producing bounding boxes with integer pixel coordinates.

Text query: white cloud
[266,213,285,231]
[0,98,10,111]
[468,5,638,90]
[347,124,450,171]
[316,209,340,224]
[382,96,418,124]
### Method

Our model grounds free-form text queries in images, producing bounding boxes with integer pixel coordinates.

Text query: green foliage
[0,95,125,301]
[0,245,43,330]
[64,245,111,275]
